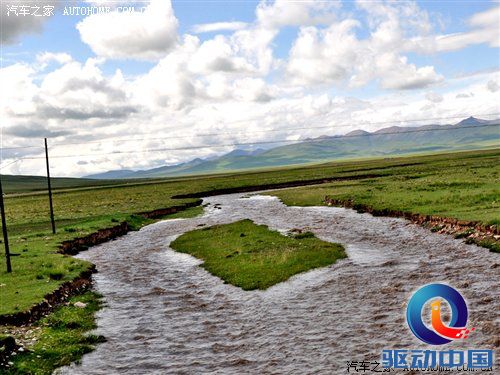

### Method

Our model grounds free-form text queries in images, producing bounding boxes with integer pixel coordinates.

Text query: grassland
[170,220,346,290]
[268,151,499,226]
[0,147,497,372]
[1,149,499,316]
[2,291,103,375]
[0,148,498,372]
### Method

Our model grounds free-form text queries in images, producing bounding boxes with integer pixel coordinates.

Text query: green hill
[74,117,500,179]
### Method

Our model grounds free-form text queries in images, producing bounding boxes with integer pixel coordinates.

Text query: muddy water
[59,194,499,374]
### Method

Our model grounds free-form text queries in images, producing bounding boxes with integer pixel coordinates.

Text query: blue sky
[1,0,499,176]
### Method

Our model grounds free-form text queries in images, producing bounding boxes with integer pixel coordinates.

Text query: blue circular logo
[406,283,469,345]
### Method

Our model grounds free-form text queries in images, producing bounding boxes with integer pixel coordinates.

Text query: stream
[59,193,499,374]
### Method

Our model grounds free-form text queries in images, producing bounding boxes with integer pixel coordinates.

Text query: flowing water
[59,194,499,374]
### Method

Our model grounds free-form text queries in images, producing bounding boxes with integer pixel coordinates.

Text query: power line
[0,158,23,171]
[2,112,499,151]
[16,123,500,161]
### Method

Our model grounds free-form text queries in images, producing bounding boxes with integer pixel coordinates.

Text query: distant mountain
[345,129,370,136]
[85,169,137,179]
[455,116,489,126]
[85,158,206,179]
[84,117,500,179]
[132,158,206,178]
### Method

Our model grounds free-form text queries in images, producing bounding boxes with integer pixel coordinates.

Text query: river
[58,194,499,374]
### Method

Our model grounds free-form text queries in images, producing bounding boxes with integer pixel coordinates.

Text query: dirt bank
[0,267,95,326]
[60,200,202,255]
[323,196,499,251]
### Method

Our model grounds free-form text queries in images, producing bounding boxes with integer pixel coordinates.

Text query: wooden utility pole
[0,175,12,273]
[45,138,56,234]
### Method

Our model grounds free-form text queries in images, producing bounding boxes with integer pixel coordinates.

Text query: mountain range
[85,117,500,179]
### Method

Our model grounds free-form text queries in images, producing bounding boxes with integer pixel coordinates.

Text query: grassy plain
[170,220,346,290]
[1,149,499,315]
[269,150,499,226]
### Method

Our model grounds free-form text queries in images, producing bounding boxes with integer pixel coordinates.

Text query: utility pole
[0,175,12,273]
[45,138,56,234]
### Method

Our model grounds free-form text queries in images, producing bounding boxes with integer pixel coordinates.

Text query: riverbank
[323,197,499,253]
[1,292,104,374]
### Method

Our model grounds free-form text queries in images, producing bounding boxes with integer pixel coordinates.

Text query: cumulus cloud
[36,52,73,69]
[410,6,500,53]
[379,57,443,90]
[287,21,360,85]
[192,22,248,34]
[0,56,137,139]
[286,7,443,90]
[0,63,38,114]
[77,0,178,60]
[256,0,339,28]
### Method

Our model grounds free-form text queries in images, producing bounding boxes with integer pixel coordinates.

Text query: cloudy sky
[1,0,499,177]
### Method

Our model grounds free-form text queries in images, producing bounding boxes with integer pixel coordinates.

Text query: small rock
[8,361,13,366]
[18,347,24,352]
[74,301,87,308]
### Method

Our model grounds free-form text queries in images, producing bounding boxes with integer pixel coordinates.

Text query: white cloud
[76,0,178,60]
[188,35,257,74]
[410,6,500,53]
[36,52,73,69]
[377,56,443,90]
[191,22,248,34]
[256,0,339,28]
[287,21,360,85]
[286,14,443,90]
[0,64,38,114]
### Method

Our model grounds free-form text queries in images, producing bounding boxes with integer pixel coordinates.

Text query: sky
[0,0,499,177]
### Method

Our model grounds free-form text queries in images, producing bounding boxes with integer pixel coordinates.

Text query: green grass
[1,149,499,315]
[268,151,500,227]
[3,291,104,375]
[170,219,346,290]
